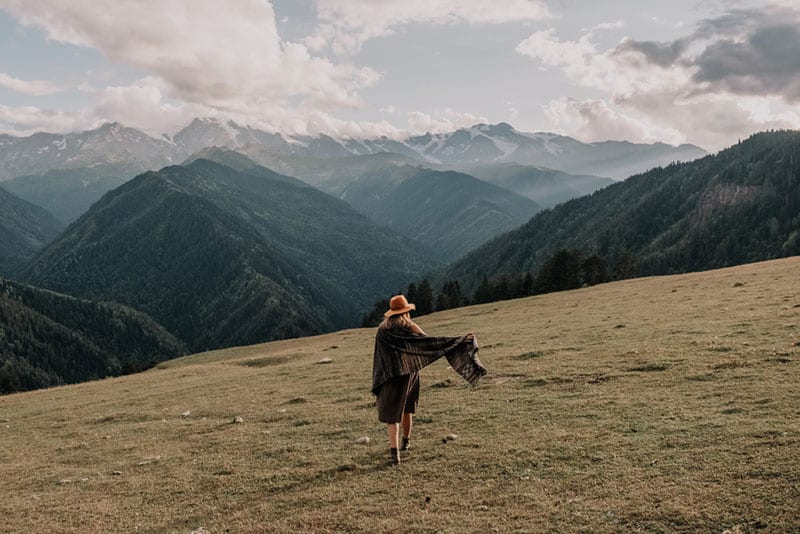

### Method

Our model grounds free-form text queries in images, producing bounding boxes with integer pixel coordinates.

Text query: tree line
[361,248,639,326]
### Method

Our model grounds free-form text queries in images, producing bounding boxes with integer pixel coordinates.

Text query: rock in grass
[442,433,459,443]
[356,436,370,444]
[180,410,191,418]
[318,357,333,364]
[232,416,244,424]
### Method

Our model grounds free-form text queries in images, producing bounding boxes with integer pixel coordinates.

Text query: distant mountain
[439,131,800,293]
[0,122,175,181]
[457,163,614,209]
[1,119,707,184]
[237,119,707,179]
[0,277,185,394]
[334,168,541,261]
[171,118,291,161]
[239,150,419,190]
[0,119,706,227]
[0,186,63,276]
[2,164,133,223]
[25,159,440,350]
[196,149,540,262]
[163,158,440,304]
[404,123,707,179]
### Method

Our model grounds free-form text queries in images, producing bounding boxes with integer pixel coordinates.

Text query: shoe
[400,437,410,451]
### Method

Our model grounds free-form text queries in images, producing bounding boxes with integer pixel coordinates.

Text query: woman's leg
[401,413,412,451]
[387,423,400,464]
[387,423,400,449]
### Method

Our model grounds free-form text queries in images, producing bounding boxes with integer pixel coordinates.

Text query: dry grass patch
[1,257,799,532]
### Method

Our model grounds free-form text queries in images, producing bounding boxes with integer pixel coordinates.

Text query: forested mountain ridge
[0,120,705,236]
[458,163,614,209]
[0,186,63,277]
[338,168,541,261]
[23,160,439,350]
[2,165,136,224]
[195,150,541,262]
[440,130,800,293]
[0,277,185,394]
[161,159,440,305]
[23,169,356,350]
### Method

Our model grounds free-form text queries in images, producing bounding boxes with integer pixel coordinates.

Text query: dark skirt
[376,372,419,423]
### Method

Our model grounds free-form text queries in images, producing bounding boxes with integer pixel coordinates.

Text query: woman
[372,294,486,465]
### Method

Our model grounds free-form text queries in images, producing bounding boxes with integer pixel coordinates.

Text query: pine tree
[473,275,494,304]
[416,279,434,315]
[613,250,638,280]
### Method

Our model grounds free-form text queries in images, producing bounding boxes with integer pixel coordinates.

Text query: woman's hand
[465,332,475,342]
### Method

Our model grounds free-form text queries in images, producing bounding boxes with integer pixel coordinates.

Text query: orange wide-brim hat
[384,294,416,317]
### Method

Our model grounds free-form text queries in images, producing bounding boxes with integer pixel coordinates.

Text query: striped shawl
[371,328,487,394]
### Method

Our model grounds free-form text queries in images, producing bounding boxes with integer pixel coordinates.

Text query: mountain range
[440,130,800,293]
[197,149,542,262]
[24,158,439,351]
[456,163,614,209]
[0,117,706,202]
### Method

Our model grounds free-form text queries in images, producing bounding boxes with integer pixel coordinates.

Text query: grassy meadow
[1,257,799,533]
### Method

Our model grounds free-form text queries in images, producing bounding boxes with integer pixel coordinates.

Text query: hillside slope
[0,257,797,531]
[25,160,439,350]
[459,162,614,208]
[2,165,136,223]
[0,185,63,276]
[336,168,541,261]
[441,131,800,292]
[197,150,541,262]
[161,159,439,305]
[24,170,355,350]
[0,277,185,393]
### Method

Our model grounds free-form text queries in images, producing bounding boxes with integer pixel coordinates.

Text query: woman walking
[371,294,487,465]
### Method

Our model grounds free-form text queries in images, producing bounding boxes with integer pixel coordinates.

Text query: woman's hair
[379,312,415,331]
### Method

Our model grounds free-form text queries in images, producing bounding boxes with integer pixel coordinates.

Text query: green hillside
[24,160,439,350]
[161,159,440,307]
[441,131,800,292]
[222,150,541,262]
[24,170,355,351]
[0,257,797,531]
[0,277,185,393]
[0,186,63,277]
[340,169,541,261]
[2,165,135,223]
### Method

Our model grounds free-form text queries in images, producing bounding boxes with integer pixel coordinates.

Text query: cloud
[309,0,552,55]
[406,108,489,134]
[543,97,678,145]
[693,23,800,100]
[516,2,800,151]
[613,39,689,68]
[0,104,93,135]
[0,72,65,96]
[0,0,381,136]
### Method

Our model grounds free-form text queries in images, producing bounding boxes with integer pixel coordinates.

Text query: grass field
[1,257,798,533]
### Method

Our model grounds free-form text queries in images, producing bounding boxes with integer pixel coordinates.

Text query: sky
[0,0,799,152]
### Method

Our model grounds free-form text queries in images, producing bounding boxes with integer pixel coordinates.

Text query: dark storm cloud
[613,39,689,67]
[693,23,800,100]
[614,5,800,101]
